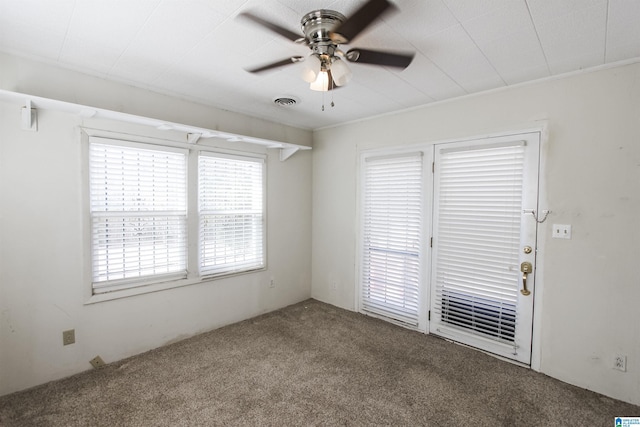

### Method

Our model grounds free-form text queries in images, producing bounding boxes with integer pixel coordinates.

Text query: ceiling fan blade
[246,56,304,73]
[330,0,394,44]
[346,48,414,69]
[238,12,304,42]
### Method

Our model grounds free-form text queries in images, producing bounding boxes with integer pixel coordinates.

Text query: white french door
[429,132,540,364]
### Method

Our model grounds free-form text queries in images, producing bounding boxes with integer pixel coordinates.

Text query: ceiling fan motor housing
[301,10,345,58]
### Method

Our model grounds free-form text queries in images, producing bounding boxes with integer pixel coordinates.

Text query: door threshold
[439,335,531,369]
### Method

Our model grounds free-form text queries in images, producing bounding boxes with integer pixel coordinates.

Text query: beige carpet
[1,299,638,426]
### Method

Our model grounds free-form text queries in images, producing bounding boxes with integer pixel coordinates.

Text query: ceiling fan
[239,0,415,92]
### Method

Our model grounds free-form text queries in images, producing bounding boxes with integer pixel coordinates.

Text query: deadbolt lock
[523,246,532,254]
[520,262,532,273]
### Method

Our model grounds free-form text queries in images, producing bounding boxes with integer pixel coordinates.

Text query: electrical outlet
[614,355,627,372]
[552,224,572,239]
[62,329,75,346]
[90,356,106,369]
[269,278,275,288]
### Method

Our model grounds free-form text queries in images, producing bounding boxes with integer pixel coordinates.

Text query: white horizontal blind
[433,142,525,343]
[361,153,423,326]
[199,154,264,276]
[89,140,188,293]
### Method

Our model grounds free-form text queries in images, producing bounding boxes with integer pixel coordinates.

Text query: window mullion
[187,149,199,280]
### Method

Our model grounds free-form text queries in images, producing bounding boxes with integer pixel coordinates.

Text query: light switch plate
[552,224,572,239]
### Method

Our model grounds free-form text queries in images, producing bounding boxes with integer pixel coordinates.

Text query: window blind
[89,140,188,293]
[432,142,525,343]
[361,153,423,326]
[198,154,264,276]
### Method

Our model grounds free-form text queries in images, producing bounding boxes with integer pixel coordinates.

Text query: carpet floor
[0,299,638,426]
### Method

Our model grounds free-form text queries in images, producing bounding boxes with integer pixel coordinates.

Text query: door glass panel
[360,153,423,326]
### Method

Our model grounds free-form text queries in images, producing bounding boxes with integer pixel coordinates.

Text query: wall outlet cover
[614,355,627,372]
[552,224,572,239]
[90,356,106,369]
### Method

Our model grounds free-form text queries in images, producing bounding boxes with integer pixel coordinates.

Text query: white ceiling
[1,0,639,130]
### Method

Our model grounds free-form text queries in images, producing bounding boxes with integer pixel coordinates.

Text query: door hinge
[432,162,435,173]
[430,237,433,248]
[428,310,431,321]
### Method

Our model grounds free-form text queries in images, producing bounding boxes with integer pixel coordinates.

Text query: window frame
[81,128,267,304]
[198,151,266,278]
[88,137,189,293]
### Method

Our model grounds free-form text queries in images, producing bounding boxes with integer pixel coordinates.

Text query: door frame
[354,124,548,372]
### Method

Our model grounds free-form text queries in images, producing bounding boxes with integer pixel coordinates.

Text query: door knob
[520,262,532,296]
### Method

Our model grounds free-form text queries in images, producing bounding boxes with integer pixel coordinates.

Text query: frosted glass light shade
[331,58,352,86]
[309,70,329,91]
[301,54,322,83]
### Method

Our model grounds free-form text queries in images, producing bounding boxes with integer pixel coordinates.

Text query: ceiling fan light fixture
[310,69,330,91]
[330,57,352,87]
[301,54,321,83]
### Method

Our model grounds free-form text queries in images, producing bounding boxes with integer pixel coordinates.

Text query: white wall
[0,54,313,396]
[312,62,640,405]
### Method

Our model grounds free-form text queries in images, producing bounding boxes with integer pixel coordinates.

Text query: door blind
[361,153,423,326]
[433,142,525,343]
[89,140,188,292]
[198,154,265,276]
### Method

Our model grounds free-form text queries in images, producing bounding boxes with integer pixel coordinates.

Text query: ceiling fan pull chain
[331,78,335,108]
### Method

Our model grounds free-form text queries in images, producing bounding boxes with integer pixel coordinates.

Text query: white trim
[438,139,525,153]
[84,268,266,305]
[529,123,549,373]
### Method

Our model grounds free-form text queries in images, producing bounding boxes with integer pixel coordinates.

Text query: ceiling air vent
[273,97,298,107]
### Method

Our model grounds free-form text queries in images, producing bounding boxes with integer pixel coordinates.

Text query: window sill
[85,267,266,305]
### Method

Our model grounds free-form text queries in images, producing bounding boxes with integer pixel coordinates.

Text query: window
[199,154,265,276]
[89,139,188,293]
[88,134,265,296]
